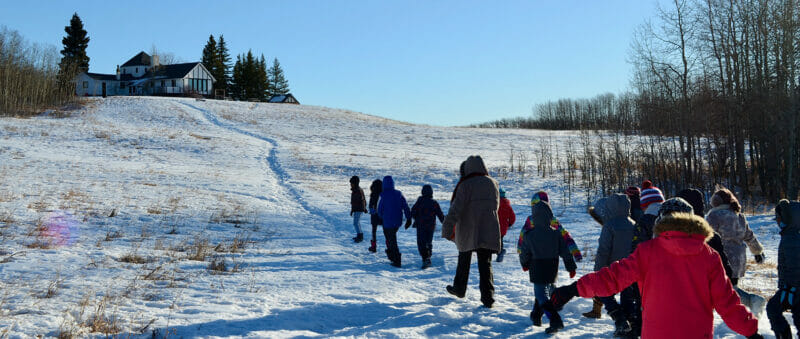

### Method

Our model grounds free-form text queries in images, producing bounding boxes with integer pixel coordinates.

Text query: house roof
[148,62,204,79]
[121,51,151,67]
[268,94,298,103]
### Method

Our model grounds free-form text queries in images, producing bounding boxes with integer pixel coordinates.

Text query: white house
[75,51,215,97]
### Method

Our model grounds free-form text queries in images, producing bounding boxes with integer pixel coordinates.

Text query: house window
[82,81,88,88]
[120,82,126,88]
[160,80,165,87]
[171,79,176,87]
[135,67,138,73]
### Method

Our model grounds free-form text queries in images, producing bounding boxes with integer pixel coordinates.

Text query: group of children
[348,175,517,269]
[349,174,800,338]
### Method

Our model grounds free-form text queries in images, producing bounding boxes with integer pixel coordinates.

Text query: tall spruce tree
[215,35,231,94]
[201,34,217,78]
[268,58,290,95]
[59,13,90,75]
[231,54,243,99]
[258,55,269,100]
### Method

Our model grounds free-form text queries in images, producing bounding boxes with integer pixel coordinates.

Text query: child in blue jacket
[378,176,411,267]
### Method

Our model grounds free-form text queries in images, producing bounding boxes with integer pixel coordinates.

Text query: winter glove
[550,282,579,309]
[522,266,529,272]
[569,270,576,279]
[747,333,764,339]
[754,254,764,264]
[404,219,412,229]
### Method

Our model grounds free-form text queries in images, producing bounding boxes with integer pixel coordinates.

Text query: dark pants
[416,226,434,260]
[383,226,400,263]
[371,222,379,242]
[600,284,638,318]
[767,288,800,334]
[452,249,494,305]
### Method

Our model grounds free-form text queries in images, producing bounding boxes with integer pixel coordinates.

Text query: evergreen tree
[268,58,290,95]
[258,54,269,100]
[215,35,231,94]
[59,13,90,75]
[201,34,217,78]
[231,54,243,99]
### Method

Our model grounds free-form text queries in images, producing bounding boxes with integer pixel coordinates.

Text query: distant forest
[477,0,799,202]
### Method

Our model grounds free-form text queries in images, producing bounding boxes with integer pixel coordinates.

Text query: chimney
[151,55,159,68]
[115,65,120,80]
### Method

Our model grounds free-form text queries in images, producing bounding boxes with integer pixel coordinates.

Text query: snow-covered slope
[0,97,780,338]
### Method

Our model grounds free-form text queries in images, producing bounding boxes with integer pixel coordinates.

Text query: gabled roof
[148,62,212,80]
[121,51,151,67]
[268,93,299,104]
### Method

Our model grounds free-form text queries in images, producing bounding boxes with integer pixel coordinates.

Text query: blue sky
[1,1,663,126]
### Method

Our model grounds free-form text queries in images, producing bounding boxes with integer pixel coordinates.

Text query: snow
[0,96,782,337]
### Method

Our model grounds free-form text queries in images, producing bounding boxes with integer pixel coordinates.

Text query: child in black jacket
[368,179,383,252]
[349,176,367,243]
[410,185,444,269]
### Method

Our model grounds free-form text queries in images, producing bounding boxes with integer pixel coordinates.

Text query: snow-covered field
[0,97,781,338]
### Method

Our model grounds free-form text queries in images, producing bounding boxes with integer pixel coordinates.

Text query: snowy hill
[0,97,780,338]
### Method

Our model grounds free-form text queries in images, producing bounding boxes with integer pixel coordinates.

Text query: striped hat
[640,187,665,210]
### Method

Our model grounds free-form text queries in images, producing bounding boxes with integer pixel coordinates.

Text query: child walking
[377,176,411,267]
[546,213,762,339]
[349,176,367,243]
[367,179,383,253]
[409,184,444,269]
[767,199,800,339]
[496,188,516,262]
[517,191,578,334]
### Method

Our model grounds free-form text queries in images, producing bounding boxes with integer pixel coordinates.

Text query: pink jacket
[576,214,758,339]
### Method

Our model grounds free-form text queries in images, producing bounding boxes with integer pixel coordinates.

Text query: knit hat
[642,180,653,189]
[625,186,641,198]
[677,188,705,217]
[531,191,549,205]
[776,199,792,227]
[499,188,506,198]
[657,197,694,223]
[640,187,665,210]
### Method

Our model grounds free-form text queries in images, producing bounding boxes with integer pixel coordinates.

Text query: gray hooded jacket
[594,193,636,271]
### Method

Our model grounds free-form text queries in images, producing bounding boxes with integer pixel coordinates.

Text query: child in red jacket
[546,213,762,339]
[496,188,516,262]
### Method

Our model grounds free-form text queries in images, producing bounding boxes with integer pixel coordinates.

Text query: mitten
[569,270,576,279]
[350,211,353,216]
[522,266,529,272]
[404,219,412,229]
[550,282,579,309]
[754,254,764,264]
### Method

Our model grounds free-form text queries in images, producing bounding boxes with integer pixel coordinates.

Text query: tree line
[0,13,85,116]
[477,0,799,202]
[201,34,290,101]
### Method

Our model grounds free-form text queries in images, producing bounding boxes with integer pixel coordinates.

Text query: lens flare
[41,210,79,246]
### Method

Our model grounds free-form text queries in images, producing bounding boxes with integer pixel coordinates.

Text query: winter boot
[368,240,377,253]
[582,297,603,319]
[353,233,364,243]
[421,258,431,269]
[389,253,401,267]
[542,302,564,334]
[530,299,544,327]
[496,248,507,262]
[609,309,632,337]
[446,285,465,298]
[773,327,791,339]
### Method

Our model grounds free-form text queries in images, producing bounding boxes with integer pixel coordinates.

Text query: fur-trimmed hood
[654,213,713,241]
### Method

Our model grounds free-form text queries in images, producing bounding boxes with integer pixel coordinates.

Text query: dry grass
[118,253,152,264]
[187,238,211,261]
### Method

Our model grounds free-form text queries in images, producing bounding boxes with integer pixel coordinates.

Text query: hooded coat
[594,193,636,272]
[577,213,759,339]
[518,201,577,284]
[705,205,763,278]
[776,200,800,288]
[632,202,662,249]
[498,197,516,237]
[377,176,411,229]
[411,185,444,230]
[442,156,501,252]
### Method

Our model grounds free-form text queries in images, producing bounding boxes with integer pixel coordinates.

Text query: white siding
[120,65,150,78]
